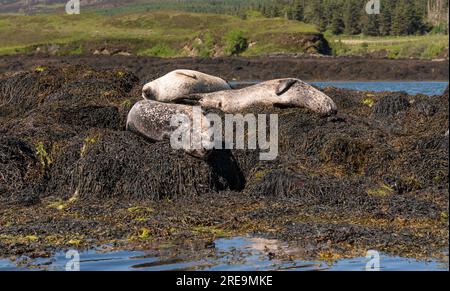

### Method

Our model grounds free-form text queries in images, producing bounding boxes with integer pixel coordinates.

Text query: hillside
[0,5,448,59]
[0,11,328,57]
[0,0,135,13]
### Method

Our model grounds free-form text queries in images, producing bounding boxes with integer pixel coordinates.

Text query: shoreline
[0,60,448,267]
[0,55,448,82]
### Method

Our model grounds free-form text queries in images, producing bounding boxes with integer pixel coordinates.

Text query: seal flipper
[175,71,198,80]
[276,79,297,96]
[173,93,203,105]
[175,98,201,106]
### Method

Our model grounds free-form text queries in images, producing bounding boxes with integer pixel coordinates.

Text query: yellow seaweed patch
[362,97,376,108]
[34,66,46,72]
[35,142,53,170]
[80,135,98,157]
[25,235,39,242]
[47,190,79,211]
[138,228,151,239]
[68,239,82,246]
[367,184,394,197]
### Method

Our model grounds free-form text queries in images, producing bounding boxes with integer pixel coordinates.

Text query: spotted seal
[177,78,338,115]
[142,70,231,103]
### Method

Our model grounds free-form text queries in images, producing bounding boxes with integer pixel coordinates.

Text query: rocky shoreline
[0,61,448,262]
[0,55,448,83]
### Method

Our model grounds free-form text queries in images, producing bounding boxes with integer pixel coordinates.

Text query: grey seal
[142,69,231,102]
[126,100,211,158]
[178,78,338,115]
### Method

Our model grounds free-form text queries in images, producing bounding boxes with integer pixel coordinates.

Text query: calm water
[0,236,448,271]
[229,81,449,96]
[312,81,448,96]
[0,81,448,271]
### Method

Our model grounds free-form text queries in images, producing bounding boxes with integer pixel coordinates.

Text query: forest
[255,0,449,35]
[1,0,449,36]
[91,0,450,36]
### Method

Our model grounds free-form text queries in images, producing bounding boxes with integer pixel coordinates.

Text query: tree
[363,15,380,36]
[331,9,345,35]
[379,2,392,36]
[292,0,304,21]
[404,0,425,34]
[344,0,361,35]
[391,0,408,35]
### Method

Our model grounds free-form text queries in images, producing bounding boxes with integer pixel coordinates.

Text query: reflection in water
[0,236,448,271]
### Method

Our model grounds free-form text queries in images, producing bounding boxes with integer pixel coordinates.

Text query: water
[0,236,447,271]
[0,81,448,271]
[229,81,449,96]
[312,81,448,96]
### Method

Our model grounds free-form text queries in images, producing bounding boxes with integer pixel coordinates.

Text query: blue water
[229,81,448,96]
[0,237,447,271]
[0,81,448,271]
[312,81,448,96]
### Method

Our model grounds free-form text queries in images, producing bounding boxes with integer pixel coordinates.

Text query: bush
[331,39,350,56]
[223,30,248,56]
[193,33,215,57]
[421,42,447,59]
[138,43,177,57]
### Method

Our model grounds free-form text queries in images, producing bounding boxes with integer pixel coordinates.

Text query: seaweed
[0,65,448,260]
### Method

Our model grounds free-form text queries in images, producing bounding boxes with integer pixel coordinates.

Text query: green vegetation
[0,1,448,59]
[137,43,177,57]
[223,30,248,56]
[0,11,319,57]
[192,32,215,57]
[328,33,449,58]
[255,0,448,36]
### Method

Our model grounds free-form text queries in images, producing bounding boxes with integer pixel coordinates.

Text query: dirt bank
[0,55,448,83]
[0,63,448,262]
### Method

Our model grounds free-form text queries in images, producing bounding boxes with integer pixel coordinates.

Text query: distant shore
[1,54,448,82]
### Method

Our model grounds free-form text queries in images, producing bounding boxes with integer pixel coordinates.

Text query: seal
[178,78,338,115]
[126,100,211,158]
[142,70,231,103]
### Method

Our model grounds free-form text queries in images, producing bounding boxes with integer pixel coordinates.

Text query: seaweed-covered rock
[414,99,438,117]
[373,94,410,118]
[0,65,139,118]
[0,136,43,205]
[45,130,244,201]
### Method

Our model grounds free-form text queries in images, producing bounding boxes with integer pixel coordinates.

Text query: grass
[0,10,318,57]
[0,10,447,59]
[327,33,449,59]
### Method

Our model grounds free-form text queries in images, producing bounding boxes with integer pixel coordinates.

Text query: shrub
[223,30,248,56]
[138,43,177,57]
[331,39,350,56]
[193,32,215,57]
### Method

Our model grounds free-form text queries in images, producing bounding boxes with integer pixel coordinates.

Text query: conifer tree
[344,0,361,35]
